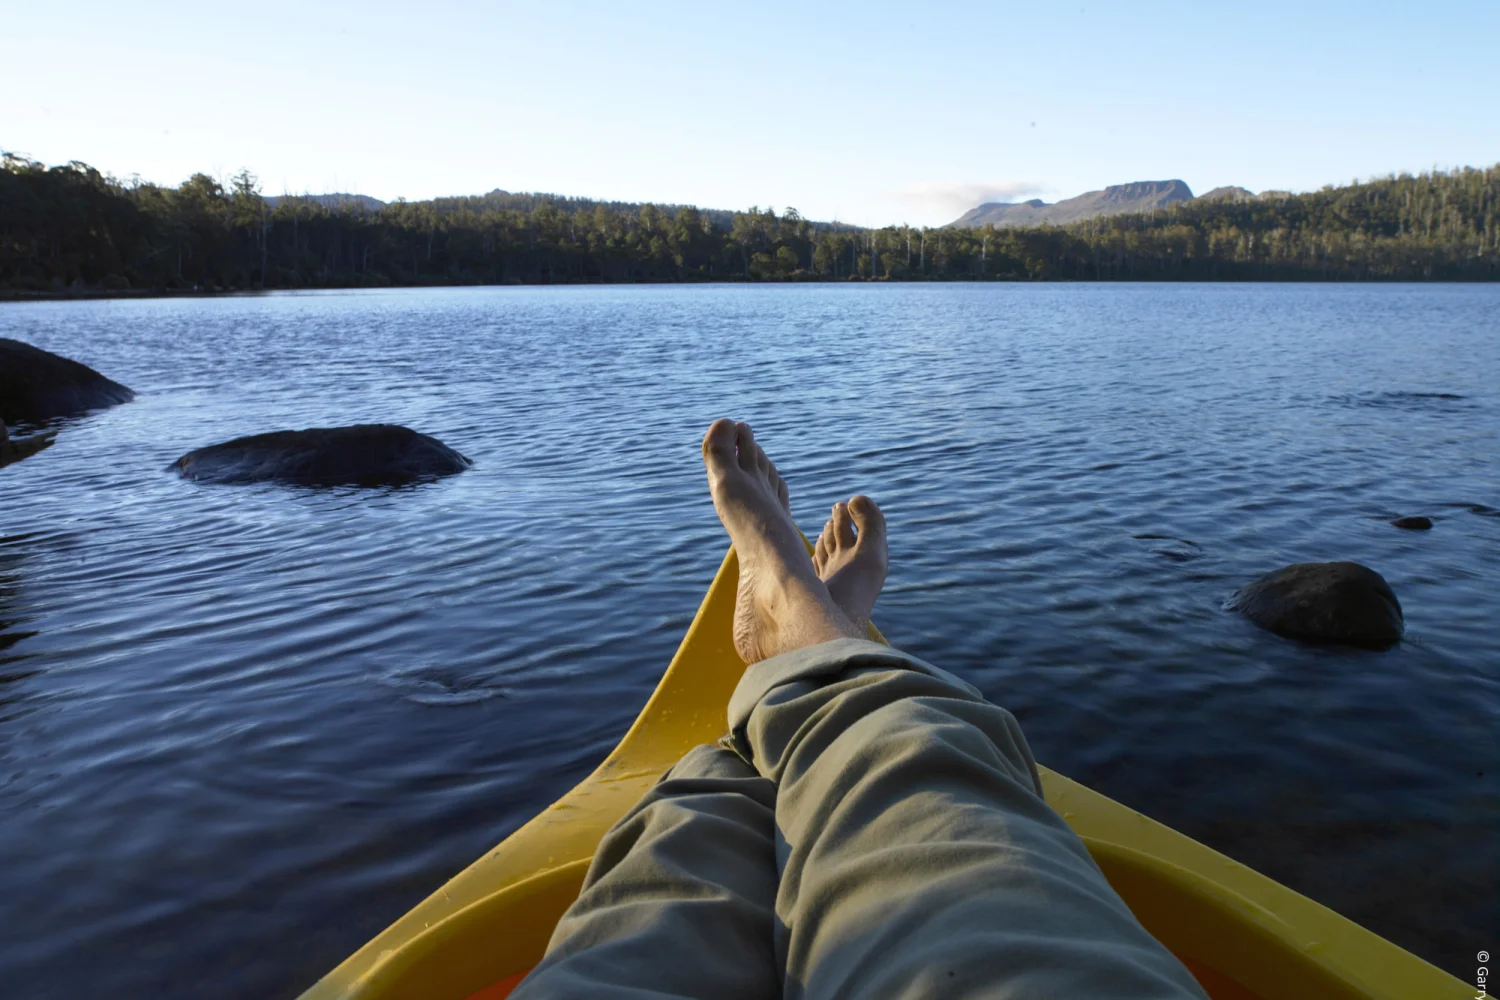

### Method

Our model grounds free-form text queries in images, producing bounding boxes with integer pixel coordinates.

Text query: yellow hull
[301,548,1466,1000]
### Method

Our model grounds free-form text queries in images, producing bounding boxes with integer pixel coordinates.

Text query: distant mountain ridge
[950,179,1196,227]
[1196,186,1256,203]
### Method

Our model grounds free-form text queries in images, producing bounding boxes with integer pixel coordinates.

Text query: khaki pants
[513,638,1207,999]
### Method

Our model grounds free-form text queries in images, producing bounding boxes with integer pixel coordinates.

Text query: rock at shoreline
[1226,561,1403,650]
[0,338,135,424]
[171,425,472,486]
[1390,516,1433,530]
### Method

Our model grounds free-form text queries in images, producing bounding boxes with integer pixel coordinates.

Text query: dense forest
[2,153,1496,292]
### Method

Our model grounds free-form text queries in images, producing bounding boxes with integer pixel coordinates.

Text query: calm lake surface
[2,284,1496,996]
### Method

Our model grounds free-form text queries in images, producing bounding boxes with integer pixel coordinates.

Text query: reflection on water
[0,539,41,722]
[0,430,56,469]
[0,284,1495,997]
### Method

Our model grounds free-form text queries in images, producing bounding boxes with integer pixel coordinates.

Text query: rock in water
[1390,516,1433,530]
[1226,561,1403,650]
[171,425,472,486]
[0,338,135,424]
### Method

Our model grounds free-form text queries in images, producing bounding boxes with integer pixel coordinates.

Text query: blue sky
[4,1,1497,226]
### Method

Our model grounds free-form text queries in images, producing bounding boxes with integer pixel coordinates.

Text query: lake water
[2,284,1496,997]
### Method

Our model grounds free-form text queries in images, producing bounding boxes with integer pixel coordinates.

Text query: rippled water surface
[2,284,1497,996]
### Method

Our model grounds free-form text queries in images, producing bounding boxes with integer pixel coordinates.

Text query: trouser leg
[511,744,781,999]
[725,637,1208,1000]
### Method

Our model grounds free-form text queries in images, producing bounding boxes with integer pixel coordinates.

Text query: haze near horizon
[4,0,1498,227]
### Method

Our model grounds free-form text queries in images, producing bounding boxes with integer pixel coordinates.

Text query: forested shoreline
[2,153,1497,294]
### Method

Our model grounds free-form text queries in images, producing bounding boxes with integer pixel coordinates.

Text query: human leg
[512,418,837,997]
[510,744,781,999]
[729,639,1206,999]
[703,419,1206,999]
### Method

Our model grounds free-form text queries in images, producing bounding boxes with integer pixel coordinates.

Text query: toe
[848,495,886,545]
[734,422,760,471]
[814,528,829,569]
[703,419,738,475]
[832,502,856,548]
[774,470,790,511]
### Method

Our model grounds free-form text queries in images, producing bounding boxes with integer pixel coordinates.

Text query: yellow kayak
[301,548,1467,1000]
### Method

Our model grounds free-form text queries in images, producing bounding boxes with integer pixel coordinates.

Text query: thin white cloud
[887,180,1050,222]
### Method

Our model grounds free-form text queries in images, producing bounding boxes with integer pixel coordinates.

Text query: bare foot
[702,419,862,664]
[813,495,888,630]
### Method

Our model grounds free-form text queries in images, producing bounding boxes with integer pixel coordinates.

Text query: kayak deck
[300,547,1466,1000]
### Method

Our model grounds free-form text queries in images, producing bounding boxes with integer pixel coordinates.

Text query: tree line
[2,152,1496,293]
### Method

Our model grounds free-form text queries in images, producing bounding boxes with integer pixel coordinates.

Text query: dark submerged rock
[171,424,472,486]
[1390,516,1433,530]
[0,338,135,424]
[1226,561,1403,650]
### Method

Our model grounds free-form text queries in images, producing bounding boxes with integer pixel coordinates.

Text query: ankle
[768,595,862,654]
